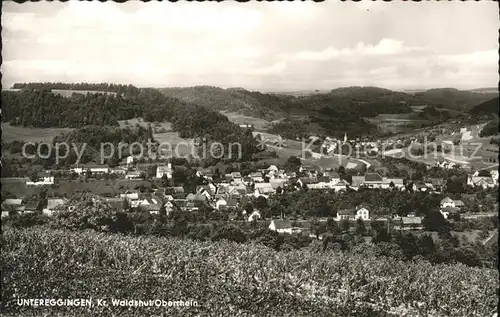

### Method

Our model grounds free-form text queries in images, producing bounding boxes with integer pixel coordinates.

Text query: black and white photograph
[1,1,499,316]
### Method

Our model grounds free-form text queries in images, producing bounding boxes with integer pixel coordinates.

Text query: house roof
[186,193,207,201]
[255,183,273,189]
[249,172,263,178]
[298,177,318,185]
[325,171,340,178]
[236,189,248,196]
[338,209,356,216]
[271,219,292,229]
[426,178,445,186]
[3,199,23,205]
[317,176,331,183]
[453,200,465,206]
[25,201,39,210]
[166,187,184,194]
[345,162,358,169]
[258,187,275,194]
[145,204,161,211]
[401,216,422,225]
[441,197,454,204]
[441,207,460,214]
[333,179,349,186]
[157,165,173,172]
[384,178,404,185]
[231,172,242,178]
[365,173,383,182]
[351,176,365,187]
[46,199,66,210]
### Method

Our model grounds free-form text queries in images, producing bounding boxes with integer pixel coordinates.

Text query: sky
[2,1,498,92]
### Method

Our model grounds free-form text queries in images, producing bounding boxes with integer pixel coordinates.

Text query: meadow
[2,227,498,317]
[1,123,74,143]
[223,111,271,131]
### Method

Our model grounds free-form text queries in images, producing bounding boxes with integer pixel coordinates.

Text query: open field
[2,227,498,317]
[222,111,271,131]
[1,123,74,143]
[118,118,194,156]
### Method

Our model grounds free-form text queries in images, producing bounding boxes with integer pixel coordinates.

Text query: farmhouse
[156,163,173,179]
[43,198,67,216]
[336,209,355,221]
[355,207,370,221]
[399,216,423,230]
[27,172,54,186]
[269,219,293,234]
[467,176,496,189]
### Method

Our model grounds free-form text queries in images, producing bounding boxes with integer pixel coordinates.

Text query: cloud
[1,1,498,90]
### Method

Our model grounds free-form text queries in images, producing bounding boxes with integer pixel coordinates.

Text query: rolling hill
[468,96,499,118]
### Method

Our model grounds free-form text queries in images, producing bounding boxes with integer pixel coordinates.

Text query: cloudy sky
[2,1,498,91]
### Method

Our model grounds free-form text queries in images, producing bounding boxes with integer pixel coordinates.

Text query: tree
[284,155,302,171]
[339,219,350,233]
[122,198,130,211]
[423,210,449,233]
[354,218,366,236]
[30,171,39,183]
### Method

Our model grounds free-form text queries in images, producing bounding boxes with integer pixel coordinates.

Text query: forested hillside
[1,84,261,162]
[413,88,497,111]
[468,97,499,118]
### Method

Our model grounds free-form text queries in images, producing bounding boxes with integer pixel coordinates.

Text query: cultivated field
[1,123,74,143]
[222,111,271,131]
[2,227,498,317]
[118,118,194,156]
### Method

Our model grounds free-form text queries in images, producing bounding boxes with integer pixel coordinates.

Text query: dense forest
[413,88,498,111]
[468,96,499,118]
[2,84,261,162]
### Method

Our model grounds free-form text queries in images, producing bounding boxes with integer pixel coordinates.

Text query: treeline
[11,82,136,94]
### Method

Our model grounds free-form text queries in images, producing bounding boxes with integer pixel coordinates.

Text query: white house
[247,210,261,222]
[26,172,55,186]
[355,207,370,221]
[215,198,227,210]
[269,219,293,234]
[125,171,143,180]
[42,198,66,216]
[126,156,134,167]
[440,197,456,209]
[156,163,173,179]
[120,192,139,200]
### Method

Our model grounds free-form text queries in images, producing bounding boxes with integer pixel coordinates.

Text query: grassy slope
[1,123,74,143]
[2,227,498,317]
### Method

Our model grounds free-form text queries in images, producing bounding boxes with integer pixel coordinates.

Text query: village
[2,152,498,238]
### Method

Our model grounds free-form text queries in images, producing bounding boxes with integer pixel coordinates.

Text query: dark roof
[325,171,340,178]
[299,177,318,185]
[441,206,460,214]
[317,176,331,183]
[338,209,356,216]
[272,219,292,229]
[165,187,184,194]
[365,173,383,182]
[401,217,422,225]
